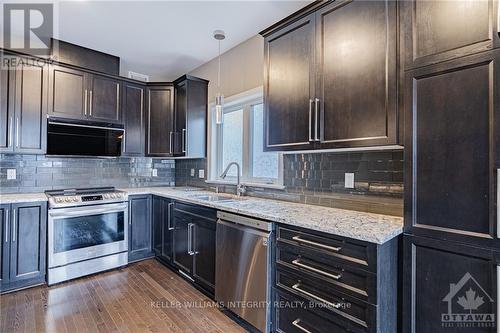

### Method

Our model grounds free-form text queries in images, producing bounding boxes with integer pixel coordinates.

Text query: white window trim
[206,86,284,189]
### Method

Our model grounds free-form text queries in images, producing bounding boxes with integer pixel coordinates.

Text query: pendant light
[214,30,225,125]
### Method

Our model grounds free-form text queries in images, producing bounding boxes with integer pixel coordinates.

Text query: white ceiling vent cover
[128,71,150,82]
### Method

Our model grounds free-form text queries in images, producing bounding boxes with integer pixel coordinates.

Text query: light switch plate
[152,169,158,177]
[7,169,16,180]
[190,168,195,177]
[198,169,205,178]
[345,173,355,188]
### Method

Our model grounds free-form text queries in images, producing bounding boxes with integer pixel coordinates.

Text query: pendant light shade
[214,30,225,125]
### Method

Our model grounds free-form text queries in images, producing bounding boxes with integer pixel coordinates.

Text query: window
[210,89,282,186]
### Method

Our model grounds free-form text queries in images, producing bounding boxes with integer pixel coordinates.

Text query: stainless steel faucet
[220,162,246,196]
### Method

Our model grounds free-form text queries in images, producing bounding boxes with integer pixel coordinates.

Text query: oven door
[48,202,128,268]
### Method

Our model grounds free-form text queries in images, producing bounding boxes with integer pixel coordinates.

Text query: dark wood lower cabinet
[128,195,153,262]
[172,201,216,295]
[274,224,398,333]
[403,235,499,333]
[0,202,47,293]
[152,196,174,263]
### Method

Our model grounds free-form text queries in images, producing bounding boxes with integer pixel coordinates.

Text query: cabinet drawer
[275,290,355,333]
[277,225,376,272]
[277,243,376,304]
[174,201,216,220]
[276,269,376,332]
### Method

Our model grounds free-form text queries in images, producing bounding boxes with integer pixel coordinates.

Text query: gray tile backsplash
[0,154,175,193]
[175,150,404,216]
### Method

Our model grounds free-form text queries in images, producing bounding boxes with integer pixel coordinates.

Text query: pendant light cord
[217,40,221,90]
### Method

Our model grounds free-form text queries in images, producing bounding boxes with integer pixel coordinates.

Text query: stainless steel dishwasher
[215,211,272,333]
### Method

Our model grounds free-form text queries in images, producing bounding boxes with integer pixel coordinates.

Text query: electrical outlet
[198,169,205,178]
[7,169,16,180]
[345,173,355,188]
[152,169,158,177]
[190,168,195,177]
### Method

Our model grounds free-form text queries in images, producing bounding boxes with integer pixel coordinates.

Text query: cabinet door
[174,78,207,157]
[146,86,174,156]
[404,50,500,249]
[193,218,216,294]
[316,0,398,148]
[174,80,187,155]
[48,65,87,120]
[0,205,9,287]
[128,195,152,262]
[88,74,121,123]
[401,0,500,70]
[264,13,316,151]
[0,57,14,152]
[172,209,193,274]
[162,200,174,262]
[122,83,145,156]
[9,202,46,283]
[13,57,48,153]
[403,235,499,333]
[152,196,163,256]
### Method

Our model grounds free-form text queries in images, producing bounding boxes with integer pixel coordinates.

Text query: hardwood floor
[0,259,248,333]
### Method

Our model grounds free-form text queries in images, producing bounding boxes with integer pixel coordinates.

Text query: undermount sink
[191,194,245,202]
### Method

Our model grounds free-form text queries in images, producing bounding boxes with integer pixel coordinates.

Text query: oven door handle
[49,203,128,217]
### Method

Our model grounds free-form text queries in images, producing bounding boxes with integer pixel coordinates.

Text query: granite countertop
[0,187,403,244]
[0,192,48,204]
[119,187,403,244]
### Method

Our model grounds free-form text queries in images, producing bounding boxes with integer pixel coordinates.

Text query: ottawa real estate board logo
[441,272,495,329]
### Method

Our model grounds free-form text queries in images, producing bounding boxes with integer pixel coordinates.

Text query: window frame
[207,87,283,187]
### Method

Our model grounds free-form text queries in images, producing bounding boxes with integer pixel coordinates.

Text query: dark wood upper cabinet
[88,74,121,123]
[173,75,208,158]
[262,0,400,151]
[146,84,174,156]
[403,235,500,333]
[264,13,316,151]
[0,55,13,152]
[48,65,87,120]
[401,0,500,70]
[122,83,145,156]
[316,0,398,148]
[13,59,48,154]
[404,50,500,249]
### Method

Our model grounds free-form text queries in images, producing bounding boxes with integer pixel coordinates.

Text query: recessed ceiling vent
[128,71,149,82]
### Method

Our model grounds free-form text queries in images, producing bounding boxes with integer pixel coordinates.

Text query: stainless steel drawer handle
[5,209,9,243]
[292,283,341,309]
[12,208,16,242]
[292,236,341,252]
[308,99,313,142]
[182,128,187,153]
[292,319,313,333]
[292,259,342,280]
[167,202,174,230]
[8,116,13,147]
[314,98,320,141]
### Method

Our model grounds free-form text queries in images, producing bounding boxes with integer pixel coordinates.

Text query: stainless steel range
[46,187,129,285]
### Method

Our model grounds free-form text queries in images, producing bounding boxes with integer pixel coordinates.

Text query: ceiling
[48,1,310,81]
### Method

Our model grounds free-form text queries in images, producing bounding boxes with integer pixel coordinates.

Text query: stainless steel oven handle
[167,202,174,230]
[292,235,341,252]
[292,259,342,280]
[292,283,341,308]
[49,203,128,217]
[292,319,313,333]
